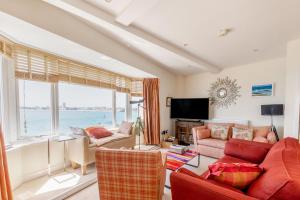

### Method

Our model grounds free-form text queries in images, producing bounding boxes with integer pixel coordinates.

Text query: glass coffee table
[164,146,200,188]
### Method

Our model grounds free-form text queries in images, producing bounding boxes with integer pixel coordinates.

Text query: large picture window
[18,80,52,136]
[58,83,113,134]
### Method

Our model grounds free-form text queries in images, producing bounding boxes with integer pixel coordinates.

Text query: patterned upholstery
[95,148,166,200]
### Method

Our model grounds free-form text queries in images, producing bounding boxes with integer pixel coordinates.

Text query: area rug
[166,150,198,171]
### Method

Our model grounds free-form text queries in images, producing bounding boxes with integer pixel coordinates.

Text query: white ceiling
[2,0,300,76]
[85,0,300,69]
[0,11,153,78]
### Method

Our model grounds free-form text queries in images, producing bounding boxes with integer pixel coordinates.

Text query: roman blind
[131,79,143,97]
[13,44,143,95]
[0,36,13,58]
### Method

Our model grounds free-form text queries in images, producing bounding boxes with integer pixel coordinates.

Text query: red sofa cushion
[85,127,113,139]
[247,137,300,200]
[201,155,251,178]
[206,162,263,189]
[224,139,273,164]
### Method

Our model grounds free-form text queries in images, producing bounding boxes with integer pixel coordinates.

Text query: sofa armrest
[192,126,210,147]
[224,139,273,164]
[170,172,258,200]
[68,136,89,164]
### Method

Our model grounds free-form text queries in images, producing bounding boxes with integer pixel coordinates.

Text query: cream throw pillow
[118,121,134,135]
[211,126,229,140]
[232,127,253,141]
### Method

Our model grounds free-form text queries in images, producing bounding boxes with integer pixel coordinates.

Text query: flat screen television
[170,98,209,120]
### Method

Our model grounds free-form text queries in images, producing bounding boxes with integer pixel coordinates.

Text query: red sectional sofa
[170,137,300,200]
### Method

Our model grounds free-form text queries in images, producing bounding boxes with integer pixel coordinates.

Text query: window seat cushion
[89,133,130,147]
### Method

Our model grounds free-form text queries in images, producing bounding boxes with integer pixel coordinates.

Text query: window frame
[15,79,54,139]
[14,81,130,140]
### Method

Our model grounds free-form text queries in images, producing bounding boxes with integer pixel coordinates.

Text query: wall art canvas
[251,84,273,96]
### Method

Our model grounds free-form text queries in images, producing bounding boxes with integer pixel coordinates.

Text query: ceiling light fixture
[105,0,112,3]
[183,43,188,47]
[218,28,232,37]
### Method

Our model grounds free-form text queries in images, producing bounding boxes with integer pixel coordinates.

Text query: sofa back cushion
[211,126,229,140]
[253,126,271,138]
[225,139,272,164]
[118,121,134,135]
[206,123,235,138]
[247,137,300,200]
[232,127,253,141]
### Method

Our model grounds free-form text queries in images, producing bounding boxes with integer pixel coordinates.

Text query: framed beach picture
[251,83,273,96]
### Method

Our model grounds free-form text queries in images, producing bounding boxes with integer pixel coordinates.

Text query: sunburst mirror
[208,77,241,108]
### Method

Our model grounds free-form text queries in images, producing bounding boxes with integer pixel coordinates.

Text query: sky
[18,80,127,107]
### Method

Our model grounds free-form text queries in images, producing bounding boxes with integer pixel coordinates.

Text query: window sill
[6,127,120,152]
[6,136,50,152]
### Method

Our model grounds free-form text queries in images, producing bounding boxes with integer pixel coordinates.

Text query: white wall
[183,58,286,138]
[7,141,65,189]
[284,39,300,138]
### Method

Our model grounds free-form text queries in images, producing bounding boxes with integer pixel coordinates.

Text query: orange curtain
[143,78,160,145]
[0,127,13,200]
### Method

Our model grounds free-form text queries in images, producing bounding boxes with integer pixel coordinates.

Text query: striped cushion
[206,162,262,189]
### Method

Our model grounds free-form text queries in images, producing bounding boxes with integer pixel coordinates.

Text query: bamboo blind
[8,42,143,96]
[0,36,13,58]
[131,79,143,97]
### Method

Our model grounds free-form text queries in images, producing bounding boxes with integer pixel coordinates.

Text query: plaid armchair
[95,148,166,200]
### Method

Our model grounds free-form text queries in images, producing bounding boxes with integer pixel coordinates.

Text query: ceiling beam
[115,0,159,26]
[0,0,174,78]
[44,0,220,73]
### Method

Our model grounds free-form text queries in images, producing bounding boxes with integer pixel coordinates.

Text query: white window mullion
[126,94,132,122]
[51,83,59,135]
[112,90,116,127]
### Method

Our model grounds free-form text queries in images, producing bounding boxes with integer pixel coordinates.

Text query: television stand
[175,120,204,145]
[176,119,203,123]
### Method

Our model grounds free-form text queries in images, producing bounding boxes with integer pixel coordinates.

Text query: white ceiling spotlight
[218,28,233,37]
[104,0,112,3]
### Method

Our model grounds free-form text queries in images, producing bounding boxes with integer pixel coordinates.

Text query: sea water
[19,109,138,136]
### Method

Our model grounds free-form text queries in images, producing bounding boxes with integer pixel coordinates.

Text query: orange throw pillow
[205,162,263,189]
[85,127,113,139]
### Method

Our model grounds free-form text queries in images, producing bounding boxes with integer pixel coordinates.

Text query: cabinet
[175,120,204,145]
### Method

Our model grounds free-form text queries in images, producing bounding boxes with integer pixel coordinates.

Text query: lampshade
[261,104,284,116]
